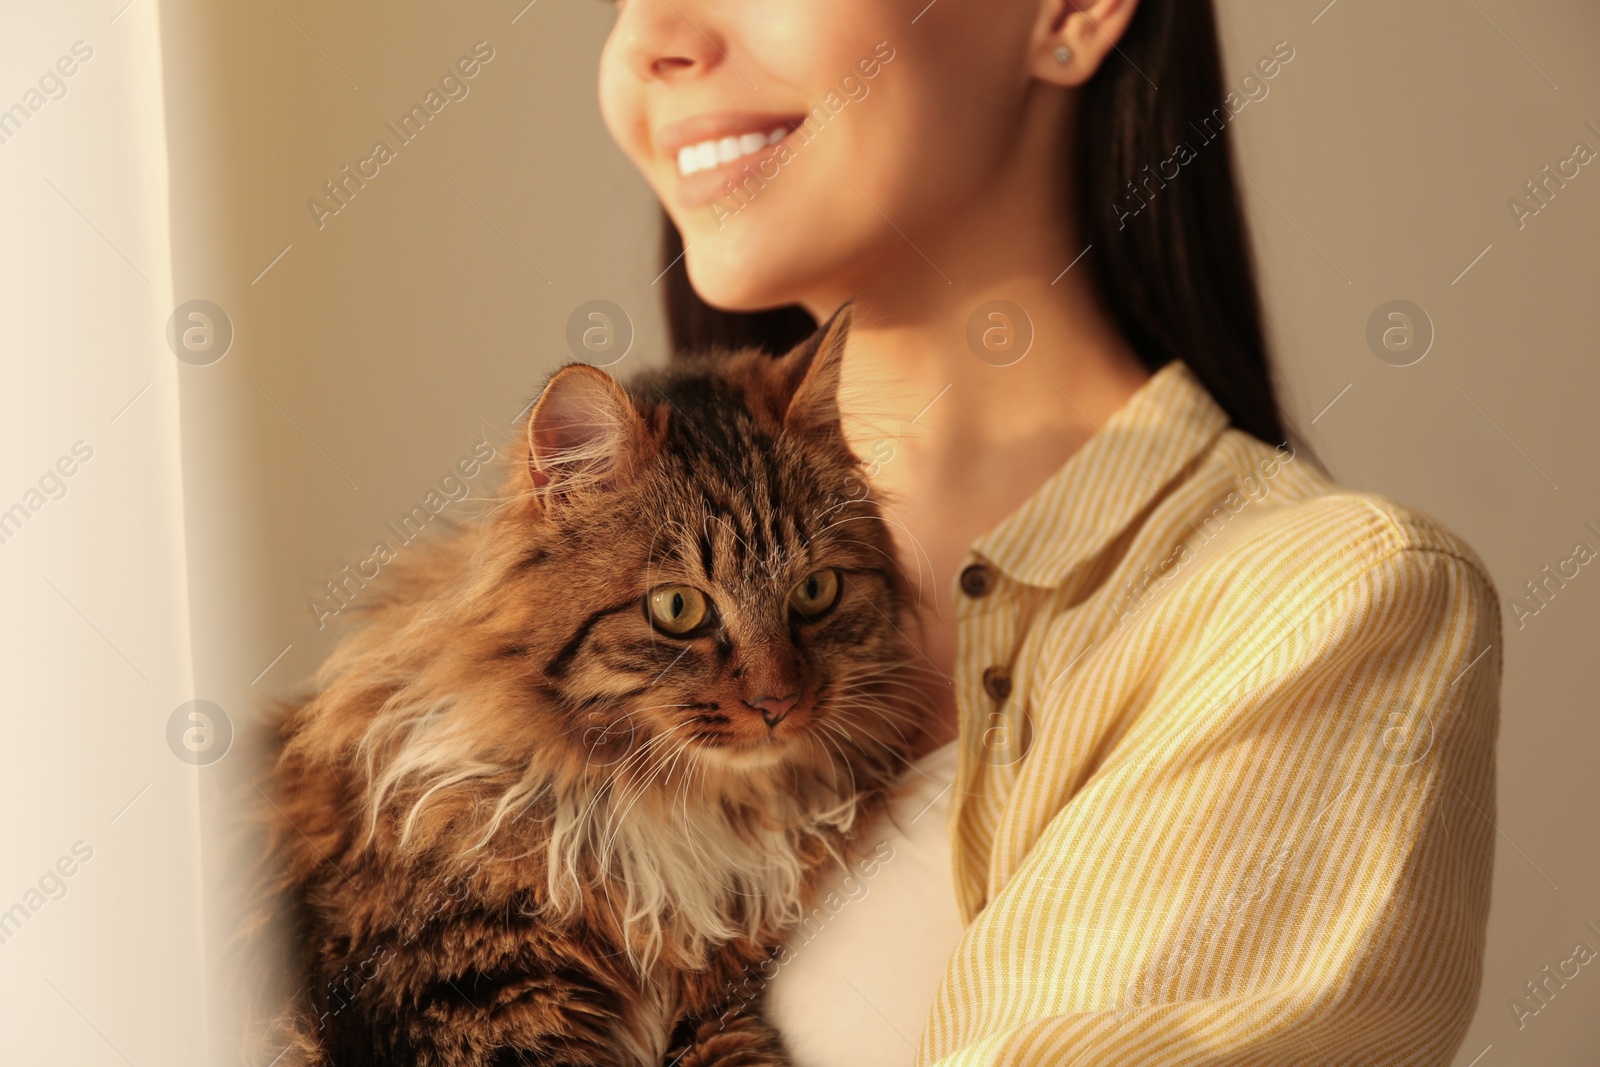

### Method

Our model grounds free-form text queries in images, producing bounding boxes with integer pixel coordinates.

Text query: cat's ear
[779,302,852,438]
[526,364,643,494]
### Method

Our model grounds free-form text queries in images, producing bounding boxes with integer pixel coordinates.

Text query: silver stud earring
[1053,45,1072,65]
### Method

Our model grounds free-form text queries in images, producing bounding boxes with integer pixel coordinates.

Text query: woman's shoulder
[1085,430,1508,717]
[1181,428,1500,610]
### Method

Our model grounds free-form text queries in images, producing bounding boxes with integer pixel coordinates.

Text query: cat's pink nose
[748,693,798,728]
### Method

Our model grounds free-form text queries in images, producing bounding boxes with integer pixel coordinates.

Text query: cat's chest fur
[542,753,859,971]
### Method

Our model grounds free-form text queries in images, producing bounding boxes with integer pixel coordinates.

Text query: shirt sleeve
[917,544,1502,1066]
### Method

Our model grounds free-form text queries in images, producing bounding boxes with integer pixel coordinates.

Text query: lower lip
[672,133,793,211]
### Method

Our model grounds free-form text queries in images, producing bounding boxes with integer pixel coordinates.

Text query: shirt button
[959,563,995,598]
[982,666,1012,702]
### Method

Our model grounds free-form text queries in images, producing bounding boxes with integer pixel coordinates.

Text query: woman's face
[599,0,1046,313]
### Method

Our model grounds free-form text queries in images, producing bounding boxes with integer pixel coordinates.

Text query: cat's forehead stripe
[630,370,842,588]
[696,525,716,583]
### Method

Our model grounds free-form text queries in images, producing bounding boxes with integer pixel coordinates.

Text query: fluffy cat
[253,306,929,1066]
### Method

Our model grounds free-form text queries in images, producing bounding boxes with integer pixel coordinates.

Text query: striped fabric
[920,360,1501,1065]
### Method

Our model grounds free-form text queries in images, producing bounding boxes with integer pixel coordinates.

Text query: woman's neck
[788,88,1152,746]
[804,83,1152,523]
[825,264,1152,550]
[801,270,1147,753]
[836,278,1147,453]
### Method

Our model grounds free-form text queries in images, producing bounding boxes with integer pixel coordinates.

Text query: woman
[599,0,1501,1064]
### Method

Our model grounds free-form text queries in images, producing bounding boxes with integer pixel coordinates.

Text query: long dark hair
[659,0,1308,457]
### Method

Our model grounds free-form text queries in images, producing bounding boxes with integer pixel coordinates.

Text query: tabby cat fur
[253,306,930,1066]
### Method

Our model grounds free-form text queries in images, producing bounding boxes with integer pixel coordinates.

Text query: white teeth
[675,126,790,177]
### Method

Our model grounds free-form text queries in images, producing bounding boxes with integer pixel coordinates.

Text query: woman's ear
[525,363,644,494]
[1030,0,1142,87]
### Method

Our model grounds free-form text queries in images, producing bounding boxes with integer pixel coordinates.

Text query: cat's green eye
[646,585,712,636]
[789,568,841,620]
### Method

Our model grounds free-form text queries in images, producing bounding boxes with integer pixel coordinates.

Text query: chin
[680,244,798,313]
[700,736,796,774]
[676,206,856,314]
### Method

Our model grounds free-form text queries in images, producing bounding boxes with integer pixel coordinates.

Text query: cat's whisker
[825,690,925,717]
[663,768,759,901]
[828,674,930,699]
[657,735,691,788]
[670,743,702,824]
[832,674,943,696]
[608,719,702,827]
[672,753,718,869]
[594,717,694,820]
[851,654,949,675]
[585,736,666,821]
[800,517,918,584]
[820,706,923,772]
[669,765,717,876]
[851,500,942,609]
[802,732,846,800]
[834,684,928,704]
[577,719,694,857]
[822,713,906,746]
[829,693,932,720]
[576,698,690,775]
[810,722,860,797]
[584,700,694,780]
[827,694,921,730]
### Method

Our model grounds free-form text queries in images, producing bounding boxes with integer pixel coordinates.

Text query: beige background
[2,0,1596,1063]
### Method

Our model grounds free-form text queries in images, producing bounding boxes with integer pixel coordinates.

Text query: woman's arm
[920,539,1501,1066]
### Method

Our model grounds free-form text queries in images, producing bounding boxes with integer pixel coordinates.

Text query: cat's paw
[665,1012,789,1067]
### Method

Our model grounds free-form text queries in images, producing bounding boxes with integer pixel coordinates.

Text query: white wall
[0,2,205,1063]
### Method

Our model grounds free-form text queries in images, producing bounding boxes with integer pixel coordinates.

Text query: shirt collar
[969,359,1231,590]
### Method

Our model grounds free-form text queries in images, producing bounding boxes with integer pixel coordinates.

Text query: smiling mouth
[675,126,791,178]
[655,112,809,208]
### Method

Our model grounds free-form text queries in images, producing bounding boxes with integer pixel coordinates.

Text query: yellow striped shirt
[921,359,1501,1065]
